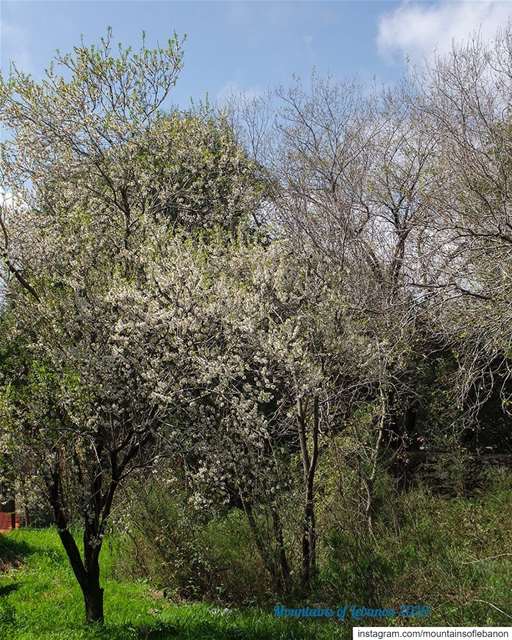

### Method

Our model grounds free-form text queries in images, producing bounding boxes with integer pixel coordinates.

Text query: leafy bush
[113,484,270,605]
[318,530,396,606]
[314,469,512,624]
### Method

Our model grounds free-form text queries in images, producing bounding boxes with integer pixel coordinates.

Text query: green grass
[2,484,512,640]
[0,528,346,639]
[315,475,512,627]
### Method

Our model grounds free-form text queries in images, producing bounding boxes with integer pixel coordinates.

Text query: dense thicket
[1,27,512,624]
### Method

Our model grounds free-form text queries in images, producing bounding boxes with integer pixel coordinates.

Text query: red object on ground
[0,511,20,532]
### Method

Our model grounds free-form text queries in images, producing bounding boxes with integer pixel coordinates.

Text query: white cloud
[377,1,512,63]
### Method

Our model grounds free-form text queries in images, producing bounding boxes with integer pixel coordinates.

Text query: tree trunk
[54,524,105,624]
[82,525,104,624]
[271,508,291,595]
[302,496,316,591]
[243,502,281,593]
[83,582,104,624]
[297,396,319,593]
[47,455,121,625]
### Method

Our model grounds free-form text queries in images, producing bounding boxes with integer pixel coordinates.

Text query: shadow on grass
[74,619,321,640]
[0,584,18,597]
[143,618,323,640]
[70,622,180,640]
[0,533,33,571]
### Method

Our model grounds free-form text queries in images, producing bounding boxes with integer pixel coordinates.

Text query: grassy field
[0,528,349,640]
[1,516,512,639]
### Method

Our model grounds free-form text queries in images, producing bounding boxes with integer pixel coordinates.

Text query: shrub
[113,483,270,605]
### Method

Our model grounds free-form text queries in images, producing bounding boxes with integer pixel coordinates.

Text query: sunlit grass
[1,491,512,640]
[0,528,345,639]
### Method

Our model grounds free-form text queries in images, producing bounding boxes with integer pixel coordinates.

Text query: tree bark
[297,396,319,593]
[83,582,104,624]
[271,508,291,595]
[52,512,106,624]
[243,502,281,593]
[83,530,104,624]
[47,462,106,624]
[365,383,386,536]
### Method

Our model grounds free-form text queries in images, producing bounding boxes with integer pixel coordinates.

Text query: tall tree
[0,30,259,623]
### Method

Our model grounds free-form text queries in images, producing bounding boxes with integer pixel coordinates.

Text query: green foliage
[0,529,343,640]
[418,433,476,496]
[113,485,270,605]
[132,110,262,233]
[3,23,512,635]
[2,472,510,639]
[314,470,512,625]
[111,467,512,626]
[320,531,396,606]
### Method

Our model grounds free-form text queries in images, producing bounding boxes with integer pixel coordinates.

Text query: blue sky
[2,1,512,108]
